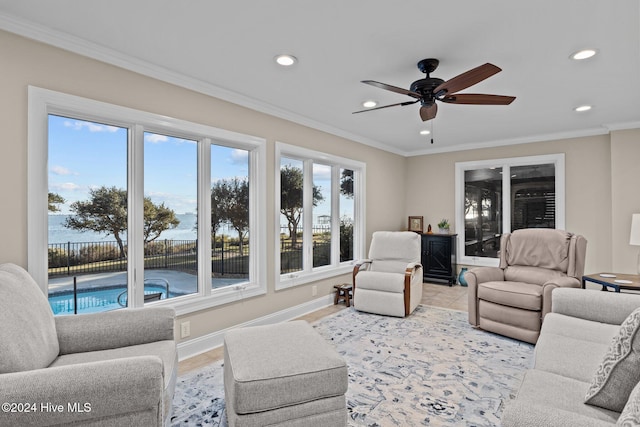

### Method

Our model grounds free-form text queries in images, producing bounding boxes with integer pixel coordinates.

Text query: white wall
[0,29,406,342]
[405,132,640,275]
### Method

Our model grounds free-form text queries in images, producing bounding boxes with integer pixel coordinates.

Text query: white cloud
[64,120,119,133]
[145,134,169,143]
[50,182,82,192]
[50,165,76,176]
[313,164,332,180]
[230,149,249,165]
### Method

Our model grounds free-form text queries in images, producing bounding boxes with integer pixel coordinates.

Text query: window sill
[458,256,500,268]
[276,264,353,290]
[157,283,266,316]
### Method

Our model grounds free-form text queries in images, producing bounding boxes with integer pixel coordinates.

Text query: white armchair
[353,231,423,317]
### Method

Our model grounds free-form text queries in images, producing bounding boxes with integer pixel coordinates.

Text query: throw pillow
[585,307,640,412]
[618,381,640,427]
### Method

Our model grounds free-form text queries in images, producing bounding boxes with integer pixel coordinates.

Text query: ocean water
[48,213,198,244]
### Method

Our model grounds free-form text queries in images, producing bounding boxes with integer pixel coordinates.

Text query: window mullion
[199,138,212,296]
[129,124,145,308]
[330,166,340,266]
[502,164,511,235]
[303,159,314,271]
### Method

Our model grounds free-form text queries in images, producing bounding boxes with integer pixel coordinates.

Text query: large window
[275,143,365,289]
[455,154,565,267]
[29,87,266,315]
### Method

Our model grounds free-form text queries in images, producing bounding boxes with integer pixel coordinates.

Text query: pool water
[48,285,174,315]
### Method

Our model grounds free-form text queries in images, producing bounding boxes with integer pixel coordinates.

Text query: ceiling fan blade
[433,63,502,96]
[419,103,438,121]
[440,94,516,105]
[352,100,419,114]
[361,80,422,99]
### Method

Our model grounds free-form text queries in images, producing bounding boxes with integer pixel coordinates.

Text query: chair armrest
[55,307,175,354]
[541,276,581,318]
[551,287,640,325]
[404,262,423,280]
[0,356,164,426]
[352,259,372,286]
[465,267,505,326]
[465,267,505,286]
[405,262,422,272]
[353,259,372,269]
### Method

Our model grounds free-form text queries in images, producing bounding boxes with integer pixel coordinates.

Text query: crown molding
[2,12,637,159]
[0,12,406,157]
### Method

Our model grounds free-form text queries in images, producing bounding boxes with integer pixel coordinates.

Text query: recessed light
[274,54,297,66]
[362,100,377,108]
[571,49,597,60]
[419,130,431,135]
[574,105,592,112]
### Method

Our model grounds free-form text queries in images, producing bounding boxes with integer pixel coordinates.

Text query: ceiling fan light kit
[353,58,516,122]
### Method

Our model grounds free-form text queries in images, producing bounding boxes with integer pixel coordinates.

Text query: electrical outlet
[180,321,191,338]
[312,285,317,296]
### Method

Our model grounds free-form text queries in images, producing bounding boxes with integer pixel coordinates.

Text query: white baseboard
[177,294,335,361]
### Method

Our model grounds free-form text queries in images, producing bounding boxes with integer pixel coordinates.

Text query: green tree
[211,177,249,252]
[210,182,227,245]
[48,192,65,212]
[280,165,323,246]
[143,198,180,242]
[225,177,249,253]
[65,186,179,258]
[340,169,354,198]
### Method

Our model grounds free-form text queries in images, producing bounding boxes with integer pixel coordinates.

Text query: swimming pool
[48,284,177,315]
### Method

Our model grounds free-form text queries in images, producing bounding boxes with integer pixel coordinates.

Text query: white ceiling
[1,1,639,156]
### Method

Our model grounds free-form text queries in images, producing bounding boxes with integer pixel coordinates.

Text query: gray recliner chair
[353,231,423,317]
[0,263,177,426]
[466,228,587,344]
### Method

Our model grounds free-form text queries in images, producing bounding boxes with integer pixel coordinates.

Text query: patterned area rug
[170,305,534,426]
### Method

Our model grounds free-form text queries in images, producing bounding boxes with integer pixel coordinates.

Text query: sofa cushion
[511,370,620,424]
[617,380,640,427]
[0,263,60,373]
[534,314,616,383]
[478,281,542,311]
[585,308,640,412]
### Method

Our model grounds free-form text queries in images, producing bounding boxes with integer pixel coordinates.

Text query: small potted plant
[437,219,450,234]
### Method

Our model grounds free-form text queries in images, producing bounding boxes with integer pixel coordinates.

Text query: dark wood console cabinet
[421,233,457,285]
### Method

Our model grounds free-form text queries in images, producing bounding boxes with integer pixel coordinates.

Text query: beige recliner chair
[466,229,587,344]
[353,231,423,317]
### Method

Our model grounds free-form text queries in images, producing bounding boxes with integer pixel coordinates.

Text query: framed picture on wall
[408,216,424,233]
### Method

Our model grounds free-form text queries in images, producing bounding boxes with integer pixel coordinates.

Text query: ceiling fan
[353,58,516,121]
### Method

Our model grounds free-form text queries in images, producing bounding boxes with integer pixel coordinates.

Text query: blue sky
[48,114,249,215]
[48,114,352,225]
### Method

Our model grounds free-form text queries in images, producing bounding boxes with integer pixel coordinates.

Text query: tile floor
[178,282,468,375]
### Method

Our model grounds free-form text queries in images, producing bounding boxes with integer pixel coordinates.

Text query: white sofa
[502,287,640,426]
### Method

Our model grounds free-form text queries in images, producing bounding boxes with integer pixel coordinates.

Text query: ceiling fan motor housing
[410,78,445,105]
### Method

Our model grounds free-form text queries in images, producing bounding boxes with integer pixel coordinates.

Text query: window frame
[28,86,267,315]
[274,142,366,290]
[454,153,565,267]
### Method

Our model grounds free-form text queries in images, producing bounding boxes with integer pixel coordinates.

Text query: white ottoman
[223,320,348,427]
